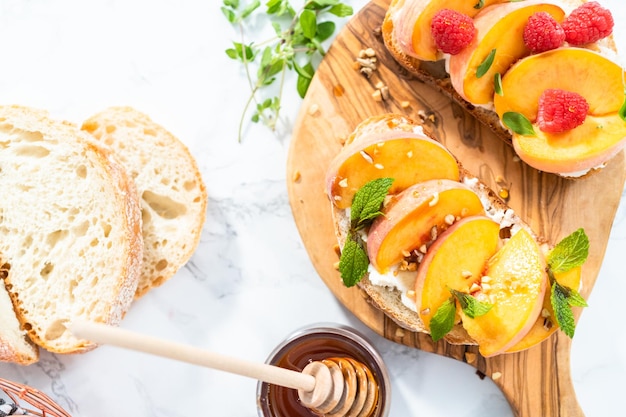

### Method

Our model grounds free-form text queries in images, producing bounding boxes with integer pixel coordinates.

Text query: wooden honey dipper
[67,321,379,417]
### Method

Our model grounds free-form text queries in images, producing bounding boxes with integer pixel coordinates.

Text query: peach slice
[493,47,626,175]
[506,266,581,353]
[325,120,459,209]
[461,228,548,357]
[415,216,501,330]
[449,1,566,105]
[391,0,506,61]
[367,179,485,273]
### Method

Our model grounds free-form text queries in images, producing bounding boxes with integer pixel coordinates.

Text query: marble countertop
[0,0,624,415]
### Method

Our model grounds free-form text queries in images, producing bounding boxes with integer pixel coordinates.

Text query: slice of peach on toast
[414,216,501,331]
[390,0,506,62]
[506,266,581,353]
[460,228,548,357]
[367,179,485,273]
[493,48,626,176]
[325,115,459,209]
[449,0,566,105]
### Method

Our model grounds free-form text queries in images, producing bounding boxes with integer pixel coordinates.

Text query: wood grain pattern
[286,1,626,416]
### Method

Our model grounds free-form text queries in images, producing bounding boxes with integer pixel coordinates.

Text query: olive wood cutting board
[286,1,626,416]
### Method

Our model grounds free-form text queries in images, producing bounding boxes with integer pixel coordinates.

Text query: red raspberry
[562,1,614,46]
[431,9,476,55]
[523,12,565,53]
[537,89,589,133]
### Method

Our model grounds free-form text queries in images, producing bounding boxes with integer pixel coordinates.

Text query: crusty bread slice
[329,113,547,345]
[0,280,39,364]
[0,105,143,354]
[81,107,207,298]
[381,0,619,178]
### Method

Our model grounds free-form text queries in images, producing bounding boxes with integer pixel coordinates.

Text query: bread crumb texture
[81,106,208,298]
[0,105,142,354]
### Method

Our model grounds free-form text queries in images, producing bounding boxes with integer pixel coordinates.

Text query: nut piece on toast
[0,105,143,355]
[326,113,587,356]
[82,107,208,298]
[382,0,626,178]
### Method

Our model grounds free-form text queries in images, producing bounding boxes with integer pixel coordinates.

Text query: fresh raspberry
[431,9,476,55]
[562,1,614,46]
[537,89,589,133]
[523,12,565,53]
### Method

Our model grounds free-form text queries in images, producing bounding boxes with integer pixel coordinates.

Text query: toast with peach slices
[381,0,626,178]
[325,113,588,356]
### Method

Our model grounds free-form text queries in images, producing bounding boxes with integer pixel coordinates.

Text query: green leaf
[350,178,394,226]
[430,298,457,342]
[316,21,336,42]
[494,72,503,96]
[567,289,588,308]
[329,4,353,17]
[476,48,496,78]
[300,9,317,39]
[551,281,577,338]
[451,289,492,319]
[221,6,237,23]
[296,63,314,98]
[241,0,261,18]
[619,94,626,123]
[502,112,536,136]
[474,0,485,9]
[547,228,589,274]
[339,239,370,287]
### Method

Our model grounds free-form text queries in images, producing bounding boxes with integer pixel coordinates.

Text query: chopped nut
[360,150,374,164]
[364,47,376,57]
[420,308,430,316]
[444,214,455,225]
[465,352,477,364]
[292,170,301,183]
[430,225,438,240]
[333,261,340,270]
[360,66,374,78]
[338,178,348,188]
[469,282,481,293]
[419,244,428,254]
[491,372,502,381]
[380,85,390,100]
[543,318,554,331]
[481,275,492,283]
[462,270,473,279]
[395,327,405,338]
[333,244,341,257]
[482,283,492,292]
[429,193,439,207]
[374,163,384,170]
[375,81,385,89]
[401,250,412,258]
[400,100,411,109]
[406,150,413,158]
[372,89,382,101]
[406,290,416,300]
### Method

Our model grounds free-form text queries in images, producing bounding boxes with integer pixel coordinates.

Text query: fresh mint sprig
[547,228,589,338]
[430,289,492,342]
[222,0,353,142]
[338,177,393,287]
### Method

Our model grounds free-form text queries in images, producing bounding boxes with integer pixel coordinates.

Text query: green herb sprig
[502,111,536,136]
[430,289,493,342]
[338,177,393,287]
[547,228,589,338]
[476,48,496,78]
[222,0,353,142]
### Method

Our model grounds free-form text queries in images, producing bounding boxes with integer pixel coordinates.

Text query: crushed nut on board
[307,103,320,116]
[491,372,502,381]
[465,352,477,364]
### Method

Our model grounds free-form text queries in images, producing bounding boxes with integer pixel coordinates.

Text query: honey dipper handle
[67,321,316,392]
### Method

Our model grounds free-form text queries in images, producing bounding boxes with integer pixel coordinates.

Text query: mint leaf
[451,289,492,319]
[350,177,394,227]
[547,228,589,274]
[474,0,485,8]
[430,298,457,342]
[476,49,496,78]
[551,281,577,337]
[300,9,317,39]
[339,239,369,287]
[494,72,503,96]
[619,94,626,123]
[502,112,536,136]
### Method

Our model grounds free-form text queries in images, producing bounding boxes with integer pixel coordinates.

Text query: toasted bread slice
[381,0,621,178]
[0,105,143,354]
[81,107,207,298]
[328,113,546,345]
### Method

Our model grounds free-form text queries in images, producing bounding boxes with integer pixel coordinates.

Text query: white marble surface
[0,0,624,416]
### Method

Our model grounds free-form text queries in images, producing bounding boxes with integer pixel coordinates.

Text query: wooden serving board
[286,1,626,416]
